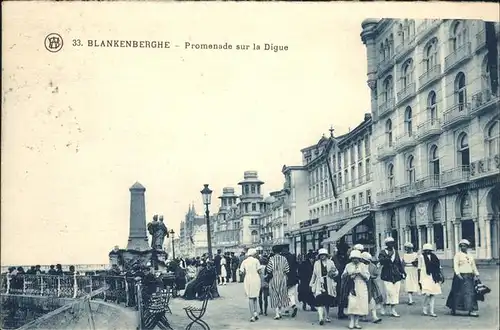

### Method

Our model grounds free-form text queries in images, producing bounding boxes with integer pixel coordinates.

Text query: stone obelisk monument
[127,182,150,251]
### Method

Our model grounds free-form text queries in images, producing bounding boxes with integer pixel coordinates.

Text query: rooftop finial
[329,125,335,138]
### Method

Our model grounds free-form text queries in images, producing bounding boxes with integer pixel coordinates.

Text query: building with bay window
[284,114,375,257]
[361,18,499,260]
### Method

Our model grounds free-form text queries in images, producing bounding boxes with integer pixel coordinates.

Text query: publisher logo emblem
[45,33,63,53]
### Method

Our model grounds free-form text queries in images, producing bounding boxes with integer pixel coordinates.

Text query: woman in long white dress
[418,243,443,317]
[220,257,227,285]
[342,250,370,329]
[309,248,338,325]
[239,248,262,322]
[402,242,419,305]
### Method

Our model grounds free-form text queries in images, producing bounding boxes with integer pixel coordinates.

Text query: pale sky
[1,2,495,266]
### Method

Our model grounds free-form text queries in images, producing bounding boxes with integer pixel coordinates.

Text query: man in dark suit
[213,249,222,285]
[280,244,299,318]
[378,236,406,317]
[230,252,239,283]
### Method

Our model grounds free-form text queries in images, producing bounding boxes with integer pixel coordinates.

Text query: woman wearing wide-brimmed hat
[418,243,444,317]
[309,248,338,325]
[378,236,406,317]
[360,251,383,323]
[342,250,370,329]
[402,242,419,305]
[445,239,480,317]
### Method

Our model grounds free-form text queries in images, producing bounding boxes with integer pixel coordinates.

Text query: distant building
[360,18,499,260]
[179,205,215,258]
[284,114,375,256]
[259,190,288,253]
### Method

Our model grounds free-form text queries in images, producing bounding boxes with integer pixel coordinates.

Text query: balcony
[471,88,499,117]
[394,132,417,152]
[378,98,395,118]
[377,144,396,161]
[444,42,472,73]
[475,30,487,52]
[441,165,470,186]
[394,183,417,200]
[470,154,500,180]
[376,189,396,205]
[442,103,471,129]
[395,38,416,62]
[377,56,395,77]
[417,118,442,142]
[419,65,442,91]
[396,83,416,105]
[416,19,441,44]
[414,174,443,194]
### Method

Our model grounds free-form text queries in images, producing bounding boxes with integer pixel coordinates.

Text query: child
[361,252,383,324]
[258,257,270,316]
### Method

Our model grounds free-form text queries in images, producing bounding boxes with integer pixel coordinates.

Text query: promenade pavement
[166,266,499,330]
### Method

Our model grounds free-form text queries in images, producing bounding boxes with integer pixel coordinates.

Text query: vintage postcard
[1,1,499,330]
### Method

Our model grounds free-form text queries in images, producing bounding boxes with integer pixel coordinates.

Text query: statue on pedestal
[148,214,169,251]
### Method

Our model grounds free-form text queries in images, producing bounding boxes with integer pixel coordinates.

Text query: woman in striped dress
[266,246,290,320]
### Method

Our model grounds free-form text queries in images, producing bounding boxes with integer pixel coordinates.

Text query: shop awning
[322,215,370,244]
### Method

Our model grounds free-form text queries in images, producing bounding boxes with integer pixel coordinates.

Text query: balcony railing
[442,103,471,128]
[378,97,395,117]
[377,55,395,76]
[414,174,442,193]
[394,131,417,152]
[394,183,417,200]
[419,64,442,90]
[470,153,500,180]
[416,19,441,43]
[471,88,498,116]
[376,189,395,205]
[397,82,416,104]
[476,30,487,52]
[417,118,442,141]
[395,37,416,61]
[441,165,470,186]
[444,42,472,72]
[377,144,396,161]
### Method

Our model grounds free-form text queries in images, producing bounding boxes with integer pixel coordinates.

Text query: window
[332,155,336,171]
[457,133,470,167]
[398,23,405,45]
[357,142,362,160]
[366,158,371,180]
[428,91,438,124]
[407,155,416,184]
[351,165,355,184]
[460,193,476,248]
[350,147,355,164]
[365,136,370,155]
[481,56,491,92]
[429,145,440,176]
[409,207,417,226]
[424,38,438,72]
[380,42,386,61]
[383,76,394,103]
[460,193,472,218]
[454,72,467,109]
[387,163,395,189]
[245,203,249,213]
[344,169,348,187]
[366,190,372,204]
[338,173,343,187]
[451,20,467,52]
[338,153,342,169]
[339,200,343,210]
[401,59,414,90]
[251,185,256,194]
[358,162,363,183]
[386,119,393,146]
[404,106,413,136]
[431,202,445,250]
[352,195,356,207]
[345,197,350,210]
[359,192,364,205]
[344,150,348,168]
[244,184,249,194]
[487,120,499,157]
[334,201,337,212]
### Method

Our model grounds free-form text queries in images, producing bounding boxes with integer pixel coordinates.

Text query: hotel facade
[360,19,499,260]
[284,114,375,257]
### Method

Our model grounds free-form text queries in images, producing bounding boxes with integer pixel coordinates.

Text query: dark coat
[297,260,315,305]
[378,249,405,283]
[213,254,222,275]
[283,252,299,287]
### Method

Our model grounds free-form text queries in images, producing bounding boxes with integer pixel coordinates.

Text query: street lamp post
[200,184,213,260]
[169,229,175,260]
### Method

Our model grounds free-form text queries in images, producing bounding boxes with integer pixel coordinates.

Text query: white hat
[350,249,362,259]
[459,239,470,246]
[361,252,372,261]
[422,243,433,251]
[353,244,364,251]
[318,248,328,256]
[384,237,395,244]
[246,248,257,256]
[404,242,414,248]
